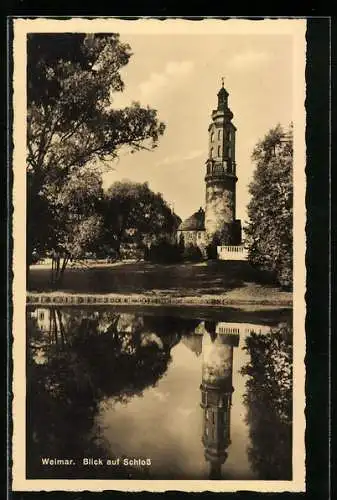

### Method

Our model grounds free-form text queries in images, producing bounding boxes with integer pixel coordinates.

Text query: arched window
[218,129,221,140]
[210,147,214,158]
[218,145,221,157]
[210,131,214,142]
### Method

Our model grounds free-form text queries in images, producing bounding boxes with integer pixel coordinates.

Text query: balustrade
[217,245,248,261]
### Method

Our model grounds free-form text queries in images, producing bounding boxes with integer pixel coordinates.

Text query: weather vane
[221,76,225,87]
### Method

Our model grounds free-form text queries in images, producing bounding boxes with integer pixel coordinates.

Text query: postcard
[11,17,306,493]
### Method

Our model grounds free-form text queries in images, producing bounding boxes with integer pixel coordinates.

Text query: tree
[244,124,293,288]
[102,181,181,257]
[240,324,293,480]
[27,34,165,273]
[48,169,105,285]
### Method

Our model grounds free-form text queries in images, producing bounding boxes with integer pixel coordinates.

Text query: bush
[182,244,204,262]
[146,240,182,264]
[205,243,217,260]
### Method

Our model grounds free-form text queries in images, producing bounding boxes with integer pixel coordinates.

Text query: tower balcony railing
[205,161,236,178]
[206,163,225,176]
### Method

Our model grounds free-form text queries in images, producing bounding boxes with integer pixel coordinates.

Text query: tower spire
[217,79,229,111]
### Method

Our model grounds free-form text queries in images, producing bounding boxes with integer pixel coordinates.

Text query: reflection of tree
[27,317,99,477]
[142,314,200,346]
[71,317,173,401]
[240,323,293,480]
[26,308,188,478]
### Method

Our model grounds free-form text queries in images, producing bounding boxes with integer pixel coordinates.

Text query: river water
[26,305,293,481]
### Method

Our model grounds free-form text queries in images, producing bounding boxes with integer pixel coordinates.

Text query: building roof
[178,208,205,231]
[217,85,228,97]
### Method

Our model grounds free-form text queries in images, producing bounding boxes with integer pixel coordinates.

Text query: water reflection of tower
[200,321,240,479]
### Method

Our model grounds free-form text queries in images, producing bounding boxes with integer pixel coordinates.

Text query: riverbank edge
[26,292,293,308]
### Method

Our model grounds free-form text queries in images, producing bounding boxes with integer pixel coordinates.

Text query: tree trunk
[58,256,69,286]
[26,264,30,288]
[56,308,66,347]
[51,252,70,289]
[49,307,58,343]
[51,255,55,286]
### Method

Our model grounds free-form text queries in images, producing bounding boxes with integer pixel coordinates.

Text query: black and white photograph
[12,18,306,492]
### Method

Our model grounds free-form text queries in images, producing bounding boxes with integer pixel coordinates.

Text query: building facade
[177,81,242,258]
[176,207,207,254]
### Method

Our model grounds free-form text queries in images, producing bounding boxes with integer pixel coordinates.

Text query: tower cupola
[217,79,229,110]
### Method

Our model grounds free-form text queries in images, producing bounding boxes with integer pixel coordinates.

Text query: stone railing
[26,292,292,308]
[217,245,248,261]
[216,322,271,335]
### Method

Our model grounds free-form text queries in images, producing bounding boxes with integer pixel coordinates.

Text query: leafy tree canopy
[102,180,181,256]
[27,33,165,179]
[27,33,166,266]
[244,124,293,288]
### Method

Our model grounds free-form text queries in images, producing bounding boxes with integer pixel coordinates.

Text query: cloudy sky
[96,24,303,223]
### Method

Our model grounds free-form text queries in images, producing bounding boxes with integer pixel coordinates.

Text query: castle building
[200,322,240,479]
[176,207,207,251]
[177,81,243,259]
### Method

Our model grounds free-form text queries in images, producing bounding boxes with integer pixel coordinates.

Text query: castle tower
[200,322,240,479]
[205,81,240,245]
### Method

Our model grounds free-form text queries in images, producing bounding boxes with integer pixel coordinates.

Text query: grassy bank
[28,261,292,306]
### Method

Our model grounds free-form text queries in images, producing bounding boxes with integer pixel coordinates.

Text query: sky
[99,31,296,223]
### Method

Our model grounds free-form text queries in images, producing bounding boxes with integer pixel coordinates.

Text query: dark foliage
[27,33,165,281]
[244,124,293,288]
[145,239,183,264]
[183,244,204,262]
[240,323,293,479]
[26,308,182,477]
